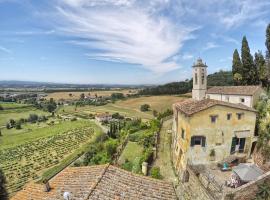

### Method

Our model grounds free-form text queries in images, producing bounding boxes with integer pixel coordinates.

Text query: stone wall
[223,171,270,200]
[176,167,215,200]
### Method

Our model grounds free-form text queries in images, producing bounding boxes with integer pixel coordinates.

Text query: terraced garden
[0,120,101,195]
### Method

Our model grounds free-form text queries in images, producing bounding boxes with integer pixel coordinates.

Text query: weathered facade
[172,58,259,181]
[172,99,257,179]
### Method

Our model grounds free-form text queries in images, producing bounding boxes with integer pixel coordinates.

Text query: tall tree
[265,24,270,90]
[254,51,267,87]
[232,49,242,85]
[241,36,257,85]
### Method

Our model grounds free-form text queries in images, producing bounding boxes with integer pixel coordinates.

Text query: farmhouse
[95,112,112,122]
[172,58,267,199]
[11,164,177,200]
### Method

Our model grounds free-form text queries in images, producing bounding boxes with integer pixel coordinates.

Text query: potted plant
[210,149,216,161]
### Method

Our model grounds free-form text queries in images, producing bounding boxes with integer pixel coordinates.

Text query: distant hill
[0,80,145,92]
[139,70,233,95]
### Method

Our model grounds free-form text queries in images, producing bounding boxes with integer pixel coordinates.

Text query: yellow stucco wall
[172,104,257,174]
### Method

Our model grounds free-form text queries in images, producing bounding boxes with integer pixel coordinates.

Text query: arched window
[191,136,206,147]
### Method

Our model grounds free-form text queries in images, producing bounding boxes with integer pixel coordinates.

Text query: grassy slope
[0,106,49,127]
[57,95,186,120]
[118,141,144,165]
[0,120,94,150]
[0,102,32,109]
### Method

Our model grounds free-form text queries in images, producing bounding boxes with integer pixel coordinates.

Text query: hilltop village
[6,58,269,200]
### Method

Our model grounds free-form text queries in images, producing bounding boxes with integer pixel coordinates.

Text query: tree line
[232,24,270,88]
[139,70,233,96]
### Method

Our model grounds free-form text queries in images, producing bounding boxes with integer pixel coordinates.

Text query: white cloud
[0,45,12,54]
[53,0,195,73]
[182,53,194,60]
[203,42,220,51]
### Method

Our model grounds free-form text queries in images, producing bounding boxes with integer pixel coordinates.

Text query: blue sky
[0,0,270,84]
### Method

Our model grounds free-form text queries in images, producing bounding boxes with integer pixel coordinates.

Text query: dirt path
[153,119,178,184]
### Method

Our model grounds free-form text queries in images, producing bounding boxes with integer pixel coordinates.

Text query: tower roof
[192,58,207,68]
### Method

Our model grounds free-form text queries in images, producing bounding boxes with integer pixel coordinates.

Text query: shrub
[0,168,8,200]
[150,167,162,179]
[6,123,11,129]
[9,119,15,127]
[28,114,38,123]
[104,139,118,156]
[140,104,150,112]
[0,105,3,110]
[15,122,22,130]
[121,159,133,171]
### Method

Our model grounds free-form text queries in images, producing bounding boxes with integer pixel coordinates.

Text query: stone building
[172,58,259,180]
[206,85,264,108]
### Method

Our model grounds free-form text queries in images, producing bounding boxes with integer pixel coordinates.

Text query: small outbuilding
[233,163,264,182]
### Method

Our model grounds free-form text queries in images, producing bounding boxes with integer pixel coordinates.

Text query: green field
[118,141,144,165]
[0,102,32,109]
[57,95,186,120]
[0,105,49,127]
[0,120,102,195]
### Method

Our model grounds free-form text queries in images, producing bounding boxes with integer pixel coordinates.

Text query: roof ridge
[84,163,110,200]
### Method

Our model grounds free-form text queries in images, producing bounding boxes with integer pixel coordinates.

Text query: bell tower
[192,58,207,100]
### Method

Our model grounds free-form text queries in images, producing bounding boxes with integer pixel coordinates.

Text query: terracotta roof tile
[174,98,256,116]
[206,85,262,95]
[11,164,177,200]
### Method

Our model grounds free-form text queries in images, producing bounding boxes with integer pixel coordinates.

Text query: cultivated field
[46,89,138,101]
[0,120,102,195]
[57,95,187,120]
[0,103,49,127]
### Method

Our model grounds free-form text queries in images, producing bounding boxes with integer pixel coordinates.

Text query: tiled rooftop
[174,98,256,116]
[11,164,177,200]
[206,85,261,95]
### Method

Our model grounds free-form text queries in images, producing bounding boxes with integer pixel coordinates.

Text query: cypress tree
[266,23,270,53]
[241,36,256,85]
[232,49,242,85]
[254,51,267,87]
[265,24,270,89]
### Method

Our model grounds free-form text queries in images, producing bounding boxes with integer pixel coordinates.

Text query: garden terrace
[11,164,177,200]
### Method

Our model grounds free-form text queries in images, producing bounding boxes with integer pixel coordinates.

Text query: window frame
[191,136,206,147]
[210,115,218,123]
[181,128,185,139]
[227,113,232,120]
[240,98,245,103]
[236,113,244,120]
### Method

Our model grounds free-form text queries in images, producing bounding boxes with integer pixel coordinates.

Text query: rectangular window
[210,115,218,123]
[227,113,232,120]
[191,136,206,147]
[195,73,198,85]
[236,113,244,120]
[240,98,245,103]
[181,128,185,139]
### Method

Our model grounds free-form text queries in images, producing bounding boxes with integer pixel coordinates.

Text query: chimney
[43,180,50,192]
